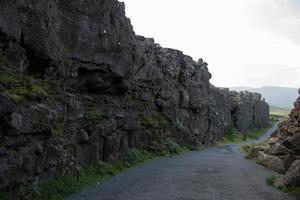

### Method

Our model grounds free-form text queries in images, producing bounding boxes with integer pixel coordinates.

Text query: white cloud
[122,0,300,88]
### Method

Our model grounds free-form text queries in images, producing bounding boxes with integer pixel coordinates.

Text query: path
[68,121,295,200]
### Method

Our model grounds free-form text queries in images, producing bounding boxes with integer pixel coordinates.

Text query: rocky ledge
[246,89,300,187]
[0,0,269,194]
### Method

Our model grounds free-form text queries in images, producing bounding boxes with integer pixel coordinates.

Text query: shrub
[124,149,143,165]
[175,121,185,129]
[266,176,276,186]
[164,138,182,154]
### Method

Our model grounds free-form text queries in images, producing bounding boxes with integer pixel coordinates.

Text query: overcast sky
[122,0,300,88]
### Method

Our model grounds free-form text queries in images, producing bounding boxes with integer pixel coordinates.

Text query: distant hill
[269,106,291,117]
[229,86,298,109]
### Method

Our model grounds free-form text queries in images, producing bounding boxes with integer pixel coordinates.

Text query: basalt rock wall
[230,91,270,133]
[0,0,269,192]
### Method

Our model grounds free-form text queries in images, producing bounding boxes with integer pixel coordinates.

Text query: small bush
[124,149,143,165]
[164,138,182,154]
[266,176,276,186]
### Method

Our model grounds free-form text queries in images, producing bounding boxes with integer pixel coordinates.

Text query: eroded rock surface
[246,89,300,187]
[0,0,269,194]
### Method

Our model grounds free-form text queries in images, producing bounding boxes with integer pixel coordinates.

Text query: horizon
[229,85,298,89]
[122,0,300,88]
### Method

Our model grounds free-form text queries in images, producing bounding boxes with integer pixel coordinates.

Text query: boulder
[246,146,268,159]
[276,160,300,187]
[269,143,293,156]
[256,151,285,173]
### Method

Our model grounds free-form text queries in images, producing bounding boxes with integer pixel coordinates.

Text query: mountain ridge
[230,86,298,108]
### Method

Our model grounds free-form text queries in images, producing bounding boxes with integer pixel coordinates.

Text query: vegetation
[0,74,48,103]
[266,176,276,186]
[85,110,105,120]
[240,139,269,154]
[33,162,125,200]
[270,106,291,117]
[51,120,64,137]
[217,125,271,145]
[141,111,169,129]
[175,121,189,134]
[124,148,145,165]
[266,176,300,195]
[164,138,182,154]
[0,143,205,200]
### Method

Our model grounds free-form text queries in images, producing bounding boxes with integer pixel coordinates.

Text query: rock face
[246,89,300,187]
[230,91,269,133]
[0,0,269,193]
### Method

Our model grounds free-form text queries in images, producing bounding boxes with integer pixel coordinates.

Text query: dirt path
[68,122,295,200]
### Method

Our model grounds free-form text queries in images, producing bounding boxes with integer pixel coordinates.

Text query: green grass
[266,176,300,195]
[1,144,205,200]
[240,139,270,154]
[124,148,145,165]
[85,110,105,120]
[33,162,125,200]
[0,74,47,103]
[217,125,271,145]
[270,106,291,117]
[266,176,277,186]
[141,111,169,129]
[163,138,182,154]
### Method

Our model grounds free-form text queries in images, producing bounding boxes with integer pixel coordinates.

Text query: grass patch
[164,138,182,154]
[276,185,300,195]
[270,106,291,117]
[240,139,270,154]
[141,111,169,129]
[124,148,144,165]
[0,73,47,103]
[266,176,300,195]
[85,110,105,120]
[218,125,272,145]
[1,144,205,200]
[33,162,125,200]
[266,176,276,186]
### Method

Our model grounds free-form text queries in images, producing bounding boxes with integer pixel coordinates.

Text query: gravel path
[68,122,296,200]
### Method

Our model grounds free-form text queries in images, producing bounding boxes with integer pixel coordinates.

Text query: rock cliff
[246,89,300,187]
[0,0,269,193]
[230,91,270,133]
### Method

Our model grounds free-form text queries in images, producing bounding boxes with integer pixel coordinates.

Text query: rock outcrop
[246,89,300,187]
[0,0,269,193]
[230,91,270,133]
